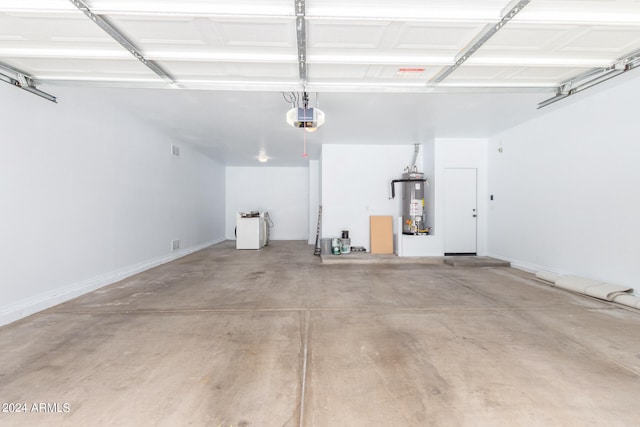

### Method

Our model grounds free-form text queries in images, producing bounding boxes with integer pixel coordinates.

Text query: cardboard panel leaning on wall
[370,216,394,254]
[225,167,310,240]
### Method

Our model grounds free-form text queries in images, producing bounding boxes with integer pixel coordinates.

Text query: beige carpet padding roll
[612,294,640,309]
[554,276,633,301]
[584,283,633,301]
[535,271,562,284]
[554,276,604,294]
[535,272,637,308]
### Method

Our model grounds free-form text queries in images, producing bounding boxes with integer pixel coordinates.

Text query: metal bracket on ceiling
[430,0,531,84]
[295,0,307,84]
[68,0,175,84]
[538,50,640,109]
[0,62,57,103]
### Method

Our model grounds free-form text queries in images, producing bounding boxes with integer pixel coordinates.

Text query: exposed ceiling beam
[430,0,531,84]
[68,0,175,84]
[0,62,57,103]
[295,0,307,84]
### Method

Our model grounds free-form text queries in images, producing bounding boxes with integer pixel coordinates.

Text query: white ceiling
[2,0,640,165]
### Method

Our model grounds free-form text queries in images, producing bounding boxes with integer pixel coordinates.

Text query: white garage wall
[321,144,422,249]
[488,73,640,288]
[0,85,225,326]
[225,167,309,240]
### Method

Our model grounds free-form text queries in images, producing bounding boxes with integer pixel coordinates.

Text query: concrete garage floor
[1,241,640,426]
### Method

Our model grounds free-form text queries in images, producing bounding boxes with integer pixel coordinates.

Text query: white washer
[236,213,267,250]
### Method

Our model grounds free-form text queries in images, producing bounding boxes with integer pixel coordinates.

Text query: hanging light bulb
[257,151,269,163]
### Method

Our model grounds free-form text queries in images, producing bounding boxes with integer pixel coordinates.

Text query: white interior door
[444,168,477,254]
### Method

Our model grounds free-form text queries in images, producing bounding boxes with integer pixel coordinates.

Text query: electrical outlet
[171,144,180,157]
[171,239,180,251]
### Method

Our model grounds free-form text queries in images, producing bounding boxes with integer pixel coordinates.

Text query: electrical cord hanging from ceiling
[282,91,299,107]
[283,91,310,158]
[303,126,308,158]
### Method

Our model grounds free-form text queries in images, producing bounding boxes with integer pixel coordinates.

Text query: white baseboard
[486,253,564,275]
[0,238,225,327]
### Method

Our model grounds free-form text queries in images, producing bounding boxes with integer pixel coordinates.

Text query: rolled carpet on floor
[554,276,632,301]
[584,283,634,301]
[535,271,562,284]
[554,276,603,293]
[535,272,639,309]
[612,294,640,309]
